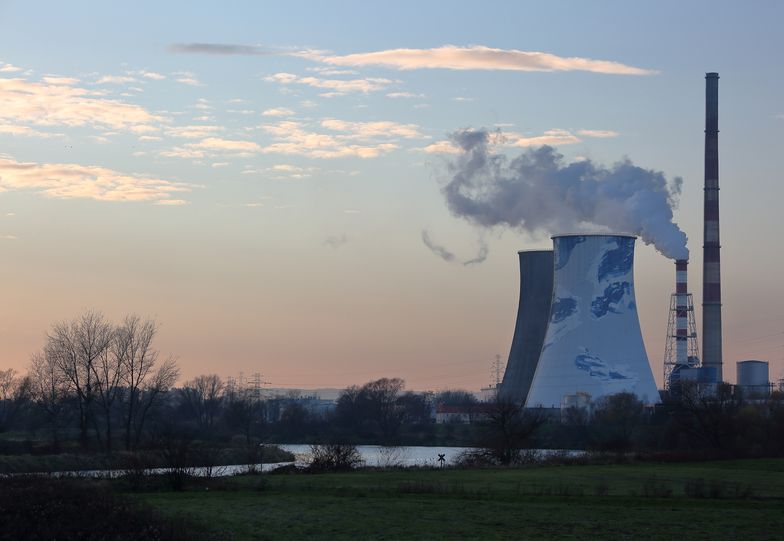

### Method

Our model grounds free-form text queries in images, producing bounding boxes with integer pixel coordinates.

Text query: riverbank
[0,444,294,475]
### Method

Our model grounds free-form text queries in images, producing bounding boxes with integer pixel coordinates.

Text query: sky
[1,0,783,391]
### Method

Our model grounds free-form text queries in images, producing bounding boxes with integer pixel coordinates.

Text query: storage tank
[737,360,769,397]
[498,250,554,405]
[525,234,661,408]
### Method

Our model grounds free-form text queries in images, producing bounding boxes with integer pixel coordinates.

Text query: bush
[307,443,363,472]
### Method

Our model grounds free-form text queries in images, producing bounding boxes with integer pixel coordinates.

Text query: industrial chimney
[525,234,660,408]
[703,72,723,382]
[498,250,554,405]
[663,259,700,391]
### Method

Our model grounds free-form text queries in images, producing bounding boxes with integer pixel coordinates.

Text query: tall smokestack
[703,72,723,382]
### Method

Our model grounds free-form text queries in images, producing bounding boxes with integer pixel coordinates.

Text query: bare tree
[29,353,69,445]
[45,310,113,447]
[482,398,546,465]
[0,369,29,432]
[92,328,126,453]
[181,375,224,431]
[116,315,179,450]
[129,357,179,448]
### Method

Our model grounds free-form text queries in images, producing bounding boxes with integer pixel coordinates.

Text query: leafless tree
[128,357,179,448]
[45,310,113,447]
[116,315,179,450]
[0,368,29,432]
[92,328,125,453]
[29,353,69,445]
[182,375,224,430]
[482,398,546,465]
[675,382,741,450]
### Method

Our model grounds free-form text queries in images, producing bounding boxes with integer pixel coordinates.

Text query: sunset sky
[1,0,783,390]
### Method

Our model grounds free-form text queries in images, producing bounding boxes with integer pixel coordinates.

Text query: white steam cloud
[439,128,688,260]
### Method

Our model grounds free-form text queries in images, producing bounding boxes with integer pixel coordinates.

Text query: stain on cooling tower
[554,236,585,270]
[551,296,578,323]
[574,350,633,381]
[597,237,634,282]
[591,281,631,318]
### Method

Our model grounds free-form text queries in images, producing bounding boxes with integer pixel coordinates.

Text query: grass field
[136,459,784,540]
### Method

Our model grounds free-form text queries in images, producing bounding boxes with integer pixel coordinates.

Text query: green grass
[135,459,784,540]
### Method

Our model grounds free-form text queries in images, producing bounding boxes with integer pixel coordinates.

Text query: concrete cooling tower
[525,234,661,408]
[498,250,554,405]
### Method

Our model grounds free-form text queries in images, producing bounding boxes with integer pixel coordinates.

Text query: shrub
[307,443,363,472]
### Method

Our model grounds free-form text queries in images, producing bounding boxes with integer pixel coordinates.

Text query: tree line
[2,311,784,462]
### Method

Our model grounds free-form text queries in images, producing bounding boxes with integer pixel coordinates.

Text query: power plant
[498,72,777,408]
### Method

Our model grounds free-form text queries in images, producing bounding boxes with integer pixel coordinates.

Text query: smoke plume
[421,230,488,266]
[441,129,688,260]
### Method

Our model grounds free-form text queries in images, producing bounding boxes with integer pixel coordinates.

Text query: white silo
[736,360,770,397]
[525,234,661,408]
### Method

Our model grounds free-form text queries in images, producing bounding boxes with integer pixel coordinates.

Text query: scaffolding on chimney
[663,291,700,390]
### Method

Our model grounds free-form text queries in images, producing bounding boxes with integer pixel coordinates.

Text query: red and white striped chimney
[676,259,689,365]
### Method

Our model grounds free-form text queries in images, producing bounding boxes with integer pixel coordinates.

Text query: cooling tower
[498,250,554,405]
[525,234,661,408]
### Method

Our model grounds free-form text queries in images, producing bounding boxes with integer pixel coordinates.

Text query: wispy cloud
[423,128,617,153]
[422,140,462,154]
[262,107,295,117]
[576,129,619,138]
[264,72,394,96]
[154,199,188,206]
[386,91,425,98]
[320,119,426,139]
[321,45,656,75]
[266,164,318,179]
[170,42,653,75]
[0,123,62,138]
[170,43,272,56]
[173,71,202,86]
[506,129,581,147]
[42,76,80,86]
[138,70,166,80]
[165,125,223,139]
[189,137,262,153]
[324,234,348,249]
[260,118,423,159]
[0,74,163,131]
[0,62,23,73]
[0,155,193,203]
[96,75,138,85]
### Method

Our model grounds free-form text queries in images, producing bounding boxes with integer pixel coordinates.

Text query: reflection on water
[34,445,583,478]
[279,444,477,468]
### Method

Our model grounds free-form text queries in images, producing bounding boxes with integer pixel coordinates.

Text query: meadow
[136,459,784,540]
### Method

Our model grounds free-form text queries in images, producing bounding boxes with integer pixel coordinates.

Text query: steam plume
[421,230,488,266]
[441,129,688,260]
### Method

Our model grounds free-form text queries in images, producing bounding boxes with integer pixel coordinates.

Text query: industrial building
[497,72,778,408]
